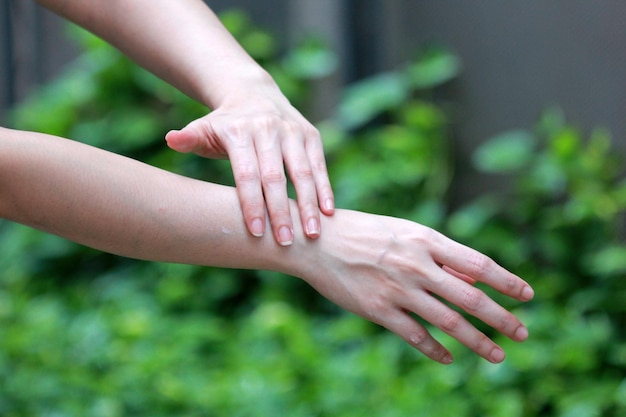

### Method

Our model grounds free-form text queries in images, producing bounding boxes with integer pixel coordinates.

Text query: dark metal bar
[1,0,16,112]
[33,1,43,84]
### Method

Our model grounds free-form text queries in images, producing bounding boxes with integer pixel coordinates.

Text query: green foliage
[2,9,625,417]
[447,107,626,416]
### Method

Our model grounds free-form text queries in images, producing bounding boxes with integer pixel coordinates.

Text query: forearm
[35,0,274,108]
[0,127,535,363]
[0,127,300,272]
[34,0,334,245]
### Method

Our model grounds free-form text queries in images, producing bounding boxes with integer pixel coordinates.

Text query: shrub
[446,108,626,416]
[2,9,625,417]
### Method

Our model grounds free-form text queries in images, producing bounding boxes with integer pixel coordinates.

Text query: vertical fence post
[287,0,349,122]
[33,2,43,84]
[343,0,407,80]
[1,0,15,117]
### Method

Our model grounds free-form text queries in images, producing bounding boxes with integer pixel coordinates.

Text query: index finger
[226,139,267,238]
[431,235,535,302]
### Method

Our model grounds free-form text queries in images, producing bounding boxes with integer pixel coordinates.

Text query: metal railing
[1,0,50,121]
[1,0,16,115]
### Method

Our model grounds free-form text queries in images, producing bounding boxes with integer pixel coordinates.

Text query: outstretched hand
[166,92,334,246]
[295,210,535,364]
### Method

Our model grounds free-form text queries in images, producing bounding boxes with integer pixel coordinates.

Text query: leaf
[550,126,581,160]
[337,72,409,130]
[536,106,566,138]
[583,245,626,276]
[218,9,252,37]
[240,30,277,60]
[447,197,499,239]
[473,129,536,173]
[407,48,461,89]
[282,39,338,79]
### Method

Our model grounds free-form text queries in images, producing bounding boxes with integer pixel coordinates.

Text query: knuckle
[283,120,301,134]
[307,153,329,174]
[413,225,440,246]
[260,168,287,186]
[223,118,275,148]
[255,116,282,139]
[432,349,450,363]
[505,274,519,291]
[407,328,430,347]
[303,124,321,139]
[440,310,462,332]
[268,206,291,219]
[298,202,320,220]
[466,252,494,278]
[462,287,484,312]
[242,199,265,213]
[472,333,493,353]
[223,121,248,142]
[497,314,519,334]
[256,114,276,128]
[291,166,314,181]
[362,297,389,324]
[234,164,259,184]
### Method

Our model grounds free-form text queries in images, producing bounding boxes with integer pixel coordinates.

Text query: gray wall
[2,0,626,201]
[1,0,79,118]
[379,2,626,200]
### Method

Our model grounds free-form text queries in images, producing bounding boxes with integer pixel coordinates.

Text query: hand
[295,210,534,364]
[165,90,334,246]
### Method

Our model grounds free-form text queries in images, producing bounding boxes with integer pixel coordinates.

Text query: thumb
[165,127,199,154]
[165,120,227,159]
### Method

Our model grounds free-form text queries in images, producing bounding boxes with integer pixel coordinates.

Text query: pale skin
[35,0,335,245]
[0,127,534,364]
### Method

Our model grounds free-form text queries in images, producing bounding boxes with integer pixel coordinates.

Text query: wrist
[278,208,347,284]
[201,66,279,109]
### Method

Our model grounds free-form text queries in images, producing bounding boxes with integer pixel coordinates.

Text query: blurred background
[1,1,625,416]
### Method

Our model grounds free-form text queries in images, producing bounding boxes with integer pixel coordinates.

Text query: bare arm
[36,0,264,108]
[35,0,335,244]
[0,127,533,364]
[0,126,281,269]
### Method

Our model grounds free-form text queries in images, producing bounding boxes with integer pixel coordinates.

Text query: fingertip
[322,198,335,215]
[165,129,192,152]
[514,325,529,342]
[249,218,265,237]
[305,217,321,239]
[164,129,178,144]
[489,347,506,363]
[277,225,294,246]
[521,285,535,302]
[441,353,454,365]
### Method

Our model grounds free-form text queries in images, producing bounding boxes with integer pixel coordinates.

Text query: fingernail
[515,325,529,341]
[307,218,320,238]
[521,286,535,301]
[489,347,505,363]
[250,218,264,237]
[441,354,453,365]
[278,226,293,246]
[324,198,334,212]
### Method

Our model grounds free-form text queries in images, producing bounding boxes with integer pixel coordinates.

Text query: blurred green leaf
[283,38,338,79]
[407,48,462,89]
[218,9,252,37]
[240,30,277,60]
[583,245,626,276]
[473,129,536,173]
[337,72,409,130]
[447,197,499,239]
[549,126,581,161]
